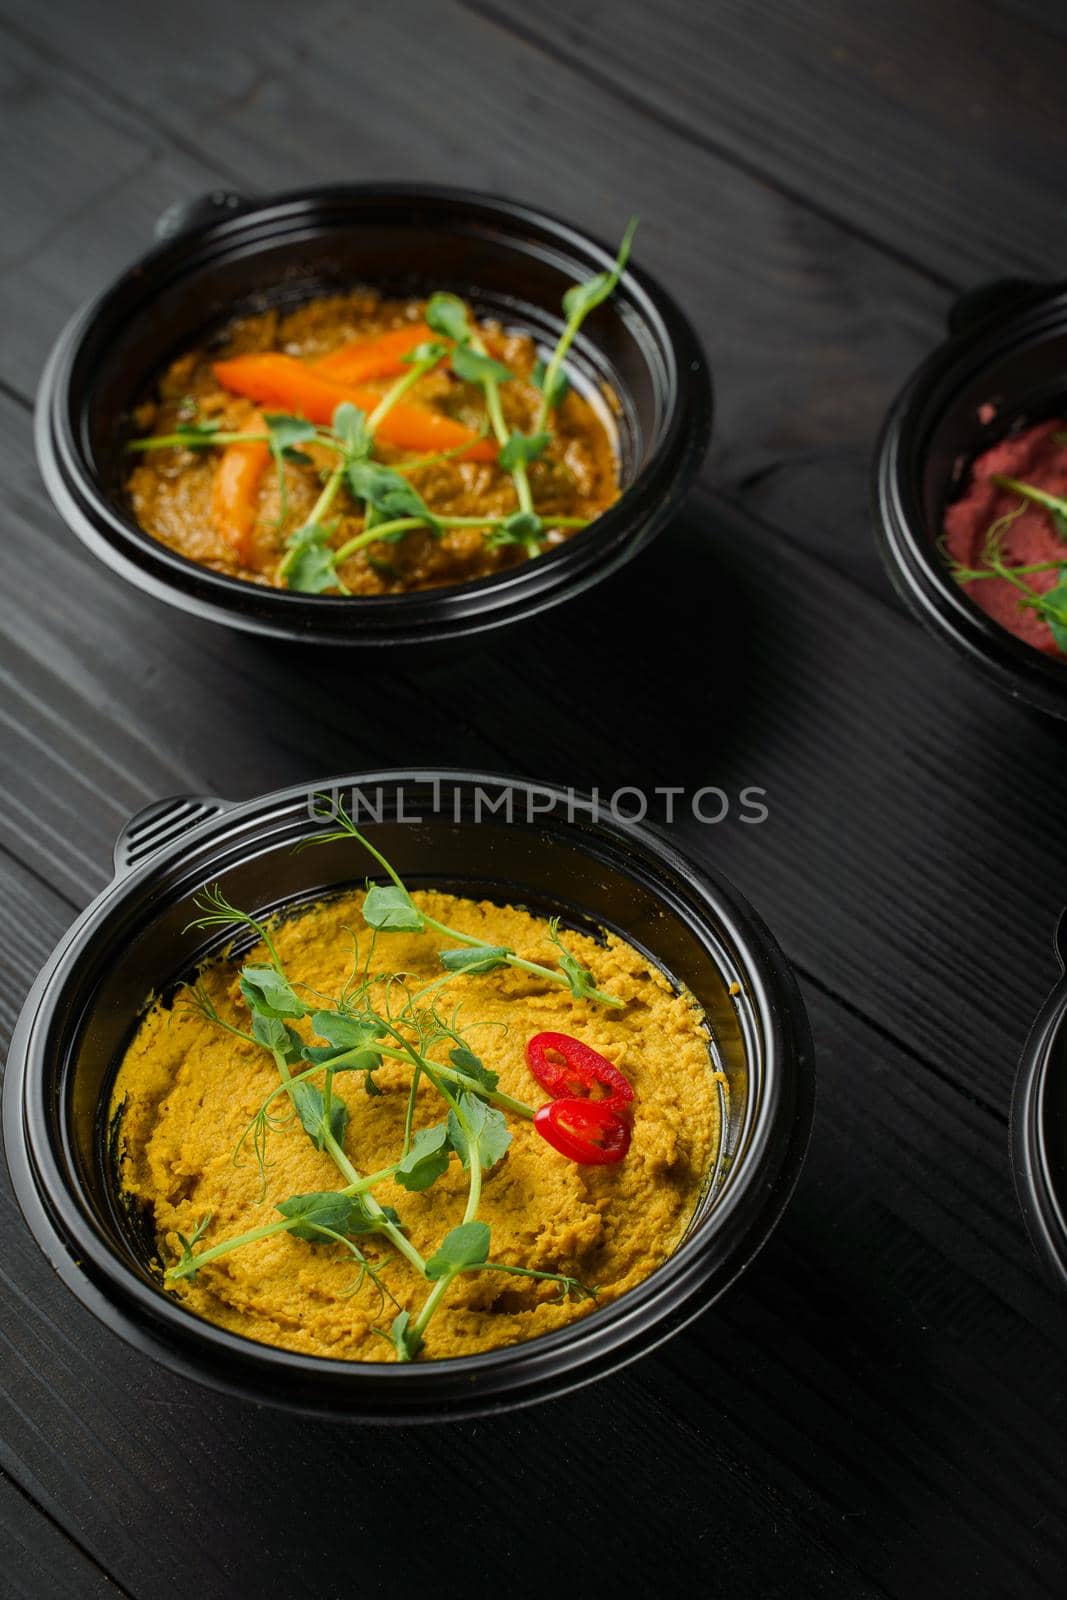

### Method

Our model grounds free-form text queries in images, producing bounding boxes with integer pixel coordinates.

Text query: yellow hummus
[111,890,722,1362]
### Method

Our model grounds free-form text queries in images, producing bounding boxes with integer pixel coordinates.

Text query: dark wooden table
[4,3,1067,1595]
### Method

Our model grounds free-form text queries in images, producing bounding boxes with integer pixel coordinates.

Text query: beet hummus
[944,418,1067,656]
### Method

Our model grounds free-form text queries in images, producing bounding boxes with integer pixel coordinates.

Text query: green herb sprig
[425,291,543,535]
[128,222,637,591]
[950,489,1067,650]
[165,807,613,1356]
[303,792,624,1008]
[534,216,638,434]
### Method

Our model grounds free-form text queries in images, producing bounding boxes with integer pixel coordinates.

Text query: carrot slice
[211,409,269,565]
[211,354,494,461]
[313,323,436,384]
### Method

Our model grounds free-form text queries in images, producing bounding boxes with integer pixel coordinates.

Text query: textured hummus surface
[111,890,721,1362]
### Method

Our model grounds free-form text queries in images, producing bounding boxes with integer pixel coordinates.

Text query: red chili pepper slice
[525,1032,633,1111]
[533,1097,632,1165]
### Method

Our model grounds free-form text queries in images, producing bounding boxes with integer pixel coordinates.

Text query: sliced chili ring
[525,1031,633,1112]
[533,1097,632,1165]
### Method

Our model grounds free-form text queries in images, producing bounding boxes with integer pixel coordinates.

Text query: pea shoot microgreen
[425,1219,491,1278]
[167,804,613,1355]
[438,944,512,975]
[129,223,637,592]
[949,487,1067,650]
[498,431,551,471]
[484,510,547,559]
[447,1091,512,1173]
[534,215,638,434]
[172,1213,212,1279]
[532,357,570,411]
[394,1124,452,1192]
[991,474,1067,542]
[546,916,615,1006]
[450,344,514,389]
[263,413,316,528]
[304,792,624,1007]
[126,417,223,449]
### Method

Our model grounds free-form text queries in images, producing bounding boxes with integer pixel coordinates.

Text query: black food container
[1012,909,1067,1288]
[36,185,711,648]
[3,772,813,1422]
[874,276,1067,718]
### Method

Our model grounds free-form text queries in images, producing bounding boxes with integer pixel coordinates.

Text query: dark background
[4,2,1067,1595]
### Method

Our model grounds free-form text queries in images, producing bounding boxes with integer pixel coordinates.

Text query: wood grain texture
[0,31,223,404]
[466,0,1067,287]
[0,853,76,1048]
[1,378,1062,1115]
[723,446,889,597]
[1,0,1066,1594]
[1,978,1063,1598]
[0,1471,126,1600]
[0,0,948,488]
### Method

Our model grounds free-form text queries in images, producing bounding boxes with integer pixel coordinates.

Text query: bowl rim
[36,184,713,645]
[1011,914,1067,1286]
[3,769,814,1419]
[872,279,1067,718]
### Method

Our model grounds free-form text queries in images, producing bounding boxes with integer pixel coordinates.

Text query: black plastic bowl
[1012,908,1067,1288]
[36,185,711,647]
[874,276,1067,719]
[3,772,813,1422]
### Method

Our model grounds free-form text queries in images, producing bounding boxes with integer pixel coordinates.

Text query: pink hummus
[944,418,1067,657]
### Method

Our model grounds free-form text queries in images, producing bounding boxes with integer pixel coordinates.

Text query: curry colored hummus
[111,891,722,1363]
[126,289,619,595]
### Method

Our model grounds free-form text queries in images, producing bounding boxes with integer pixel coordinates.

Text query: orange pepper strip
[212,354,495,462]
[312,323,436,384]
[211,409,270,566]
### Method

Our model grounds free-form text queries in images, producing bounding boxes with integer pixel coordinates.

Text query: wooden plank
[7,434,1064,1588]
[722,445,888,597]
[0,1034,878,1600]
[0,969,1062,1596]
[0,1471,126,1600]
[0,373,1060,1111]
[457,485,1067,1119]
[10,0,1064,294]
[0,33,228,403]
[654,983,1067,1598]
[0,2,948,489]
[1,9,1064,1594]
[462,0,1067,287]
[0,852,79,1050]
[993,0,1067,43]
[0,385,522,903]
